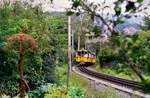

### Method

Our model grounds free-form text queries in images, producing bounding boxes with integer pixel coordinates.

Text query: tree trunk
[17,42,25,98]
[125,57,145,81]
[130,63,145,81]
[124,54,145,82]
[77,32,81,50]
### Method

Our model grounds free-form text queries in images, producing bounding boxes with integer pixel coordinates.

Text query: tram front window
[77,51,81,56]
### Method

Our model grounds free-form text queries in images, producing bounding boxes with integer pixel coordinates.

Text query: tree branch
[80,0,114,33]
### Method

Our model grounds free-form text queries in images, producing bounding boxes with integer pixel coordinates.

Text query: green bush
[27,83,85,98]
[141,79,150,93]
[67,87,85,98]
[44,84,85,98]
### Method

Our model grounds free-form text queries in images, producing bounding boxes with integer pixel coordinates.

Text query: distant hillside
[48,11,65,16]
[115,22,141,35]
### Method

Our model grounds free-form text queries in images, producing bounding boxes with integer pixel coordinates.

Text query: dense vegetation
[0,2,67,96]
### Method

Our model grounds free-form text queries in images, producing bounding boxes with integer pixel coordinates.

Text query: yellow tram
[74,49,96,65]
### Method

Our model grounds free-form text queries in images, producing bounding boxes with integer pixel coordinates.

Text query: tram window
[84,51,87,54]
[80,51,86,55]
[78,51,81,56]
[77,50,89,56]
[81,51,84,55]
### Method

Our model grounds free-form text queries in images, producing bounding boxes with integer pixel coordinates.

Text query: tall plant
[8,32,36,98]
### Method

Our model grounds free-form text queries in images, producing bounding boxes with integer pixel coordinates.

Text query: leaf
[125,1,136,12]
[112,31,119,36]
[67,11,74,16]
[137,0,143,3]
[132,34,139,42]
[123,37,133,50]
[115,7,121,16]
[89,2,94,7]
[112,35,121,46]
[76,12,80,16]
[116,19,124,24]
[72,0,80,8]
[91,14,95,20]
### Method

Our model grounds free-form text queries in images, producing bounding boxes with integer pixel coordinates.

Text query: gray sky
[48,0,150,11]
[28,0,71,12]
[25,0,149,16]
[36,0,149,16]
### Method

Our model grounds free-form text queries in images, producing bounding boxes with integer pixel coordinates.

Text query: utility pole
[68,16,72,72]
[71,30,74,51]
[67,16,72,87]
[77,31,81,50]
[77,15,83,50]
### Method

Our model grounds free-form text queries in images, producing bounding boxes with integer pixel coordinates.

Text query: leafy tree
[110,31,150,81]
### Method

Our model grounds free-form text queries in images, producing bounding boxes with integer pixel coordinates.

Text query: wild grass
[56,65,144,98]
[92,65,141,81]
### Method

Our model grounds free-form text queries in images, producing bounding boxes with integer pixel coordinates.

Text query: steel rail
[78,66,142,90]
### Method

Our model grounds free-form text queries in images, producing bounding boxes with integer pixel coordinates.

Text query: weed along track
[78,66,143,91]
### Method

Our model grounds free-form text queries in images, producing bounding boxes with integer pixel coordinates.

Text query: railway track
[78,66,143,91]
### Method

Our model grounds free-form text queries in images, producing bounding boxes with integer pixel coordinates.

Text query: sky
[1,0,149,13]
[24,0,149,16]
[19,0,149,25]
[26,0,71,12]
[39,0,149,13]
